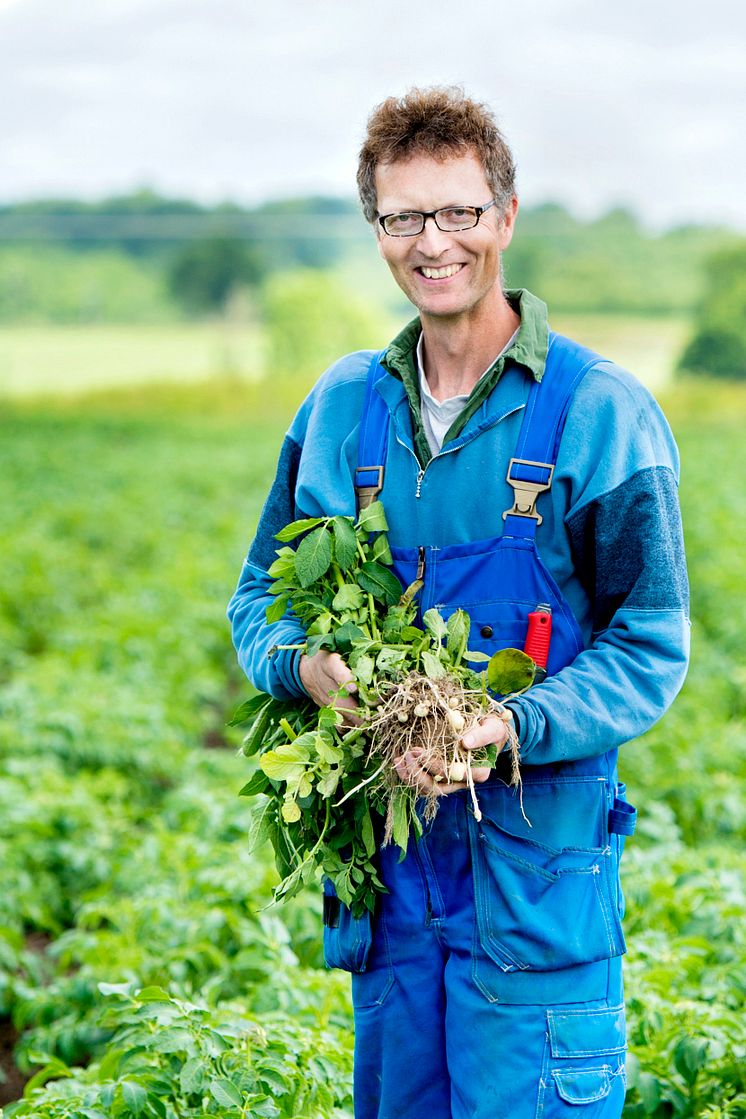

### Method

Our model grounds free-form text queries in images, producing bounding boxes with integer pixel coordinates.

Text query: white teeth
[420,264,462,279]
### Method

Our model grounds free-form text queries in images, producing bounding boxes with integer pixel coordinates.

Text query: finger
[461,715,509,752]
[395,751,440,794]
[327,653,357,690]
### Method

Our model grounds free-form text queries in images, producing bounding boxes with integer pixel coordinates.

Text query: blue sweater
[228,308,690,766]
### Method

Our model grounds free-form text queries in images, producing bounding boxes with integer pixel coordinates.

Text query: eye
[437,206,477,230]
[385,212,421,233]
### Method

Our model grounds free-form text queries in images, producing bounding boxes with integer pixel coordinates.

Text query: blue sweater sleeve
[227,353,369,699]
[227,426,310,700]
[507,364,690,764]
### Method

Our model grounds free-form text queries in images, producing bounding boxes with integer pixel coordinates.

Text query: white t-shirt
[416,329,520,457]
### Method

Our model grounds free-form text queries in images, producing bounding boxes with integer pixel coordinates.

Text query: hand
[394,714,511,797]
[299,650,361,724]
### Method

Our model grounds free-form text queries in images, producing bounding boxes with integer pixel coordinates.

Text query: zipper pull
[416,546,426,581]
[415,469,424,499]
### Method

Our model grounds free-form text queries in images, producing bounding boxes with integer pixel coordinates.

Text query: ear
[374,221,386,259]
[497,196,519,251]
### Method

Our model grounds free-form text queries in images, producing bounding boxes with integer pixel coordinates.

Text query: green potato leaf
[265,592,290,624]
[357,561,402,605]
[349,651,375,685]
[356,500,389,533]
[317,768,341,797]
[332,516,358,570]
[334,620,366,653]
[228,693,270,728]
[446,609,470,655]
[332,582,364,612]
[421,650,446,679]
[275,516,324,542]
[423,608,448,641]
[260,740,311,782]
[376,647,407,674]
[371,533,393,565]
[305,632,335,657]
[247,797,274,853]
[238,770,271,798]
[392,791,410,855]
[487,647,537,694]
[267,548,297,578]
[121,1081,148,1117]
[294,525,333,587]
[209,1079,244,1108]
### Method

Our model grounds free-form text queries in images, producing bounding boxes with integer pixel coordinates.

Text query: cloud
[0,0,744,228]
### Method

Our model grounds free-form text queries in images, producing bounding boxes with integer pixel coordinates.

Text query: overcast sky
[1,0,745,229]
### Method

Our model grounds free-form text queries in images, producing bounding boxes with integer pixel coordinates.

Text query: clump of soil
[0,1019,27,1107]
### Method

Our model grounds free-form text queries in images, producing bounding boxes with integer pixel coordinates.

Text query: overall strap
[503,332,603,538]
[355,351,389,511]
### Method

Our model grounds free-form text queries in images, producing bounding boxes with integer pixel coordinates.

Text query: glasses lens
[435,206,479,231]
[383,212,424,236]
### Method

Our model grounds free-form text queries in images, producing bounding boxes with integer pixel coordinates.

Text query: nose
[415,214,452,255]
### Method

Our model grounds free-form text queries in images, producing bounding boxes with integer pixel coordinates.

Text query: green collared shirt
[381,288,549,466]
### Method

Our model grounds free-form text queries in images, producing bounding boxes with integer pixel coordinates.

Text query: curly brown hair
[357,86,516,225]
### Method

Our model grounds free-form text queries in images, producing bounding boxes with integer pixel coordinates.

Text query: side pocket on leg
[538,1004,627,1115]
[322,881,395,1008]
[322,879,373,973]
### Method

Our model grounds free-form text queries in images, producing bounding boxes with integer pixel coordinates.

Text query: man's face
[374,150,517,322]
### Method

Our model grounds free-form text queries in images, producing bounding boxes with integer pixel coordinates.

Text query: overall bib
[324,334,637,1119]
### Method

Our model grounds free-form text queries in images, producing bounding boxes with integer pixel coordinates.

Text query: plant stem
[332,562,345,590]
[367,593,379,640]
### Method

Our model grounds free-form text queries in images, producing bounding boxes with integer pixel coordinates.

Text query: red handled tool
[524,603,552,682]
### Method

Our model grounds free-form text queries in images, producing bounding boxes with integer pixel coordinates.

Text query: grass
[1,313,689,401]
[0,321,264,398]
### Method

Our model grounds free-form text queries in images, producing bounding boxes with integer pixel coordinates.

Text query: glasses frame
[377,199,498,238]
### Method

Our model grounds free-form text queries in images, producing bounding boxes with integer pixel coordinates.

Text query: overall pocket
[322,881,395,1007]
[469,779,626,973]
[322,879,373,973]
[538,1004,627,1116]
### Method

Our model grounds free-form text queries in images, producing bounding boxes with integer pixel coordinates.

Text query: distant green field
[0,322,264,398]
[552,313,689,391]
[0,314,689,399]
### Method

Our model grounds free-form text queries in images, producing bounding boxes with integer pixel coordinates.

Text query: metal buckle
[502,458,554,524]
[355,465,384,510]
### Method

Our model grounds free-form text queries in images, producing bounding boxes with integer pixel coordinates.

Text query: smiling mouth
[417,263,464,280]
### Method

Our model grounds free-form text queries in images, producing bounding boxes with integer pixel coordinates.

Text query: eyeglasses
[377,200,497,237]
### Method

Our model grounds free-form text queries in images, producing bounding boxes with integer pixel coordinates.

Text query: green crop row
[0,377,744,1116]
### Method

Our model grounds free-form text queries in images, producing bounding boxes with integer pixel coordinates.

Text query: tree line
[0,190,744,377]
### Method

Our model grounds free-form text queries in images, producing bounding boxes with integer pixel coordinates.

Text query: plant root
[363,671,522,842]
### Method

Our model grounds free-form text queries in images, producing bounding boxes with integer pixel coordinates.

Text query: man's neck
[419,292,520,402]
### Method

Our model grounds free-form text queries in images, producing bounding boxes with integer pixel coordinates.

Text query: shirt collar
[382,288,549,386]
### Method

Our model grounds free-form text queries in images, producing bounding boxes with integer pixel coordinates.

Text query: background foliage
[1,363,744,1115]
[1,184,745,1114]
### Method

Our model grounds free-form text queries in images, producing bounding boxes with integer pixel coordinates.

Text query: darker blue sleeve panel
[248,434,304,571]
[566,465,689,634]
[228,433,309,699]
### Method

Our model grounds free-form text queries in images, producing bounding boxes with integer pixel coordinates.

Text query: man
[228,87,689,1118]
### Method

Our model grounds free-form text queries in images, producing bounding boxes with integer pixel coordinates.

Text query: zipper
[396,402,524,500]
[416,546,426,581]
[395,433,464,500]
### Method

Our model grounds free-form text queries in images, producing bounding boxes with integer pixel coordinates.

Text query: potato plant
[0,380,744,1118]
[234,501,518,916]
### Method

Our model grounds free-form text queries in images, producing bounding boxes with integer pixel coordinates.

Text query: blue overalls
[324,334,637,1119]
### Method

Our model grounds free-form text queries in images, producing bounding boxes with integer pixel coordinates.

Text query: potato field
[0,372,744,1118]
